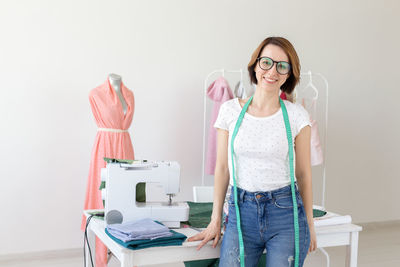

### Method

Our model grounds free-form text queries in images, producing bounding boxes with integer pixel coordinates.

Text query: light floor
[1,222,399,267]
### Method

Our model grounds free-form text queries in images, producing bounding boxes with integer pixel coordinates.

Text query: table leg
[120,254,134,267]
[345,231,359,267]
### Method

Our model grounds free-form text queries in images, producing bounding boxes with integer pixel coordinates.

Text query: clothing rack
[193,69,243,202]
[297,71,330,267]
[201,69,243,186]
[296,71,329,209]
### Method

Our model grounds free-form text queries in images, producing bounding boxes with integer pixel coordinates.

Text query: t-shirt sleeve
[294,104,312,136]
[214,102,229,130]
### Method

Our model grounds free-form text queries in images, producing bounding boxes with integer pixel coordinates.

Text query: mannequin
[109,73,127,114]
[83,75,137,267]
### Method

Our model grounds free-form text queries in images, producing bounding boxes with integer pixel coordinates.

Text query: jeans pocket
[228,193,239,206]
[274,193,303,209]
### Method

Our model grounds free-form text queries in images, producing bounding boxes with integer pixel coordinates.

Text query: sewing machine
[101,160,189,228]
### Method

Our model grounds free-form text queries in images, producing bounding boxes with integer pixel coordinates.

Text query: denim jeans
[219,184,310,267]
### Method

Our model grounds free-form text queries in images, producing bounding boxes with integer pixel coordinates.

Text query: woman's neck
[252,87,280,111]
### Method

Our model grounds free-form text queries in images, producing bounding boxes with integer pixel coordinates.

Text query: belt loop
[240,189,245,203]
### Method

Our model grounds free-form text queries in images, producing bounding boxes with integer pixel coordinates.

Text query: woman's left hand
[308,226,317,253]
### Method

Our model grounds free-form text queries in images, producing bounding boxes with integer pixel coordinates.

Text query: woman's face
[254,44,290,92]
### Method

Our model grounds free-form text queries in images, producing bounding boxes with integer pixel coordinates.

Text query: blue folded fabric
[107,228,173,242]
[105,228,187,250]
[107,218,172,242]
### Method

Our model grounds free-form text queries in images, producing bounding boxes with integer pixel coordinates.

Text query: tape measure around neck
[230,95,300,267]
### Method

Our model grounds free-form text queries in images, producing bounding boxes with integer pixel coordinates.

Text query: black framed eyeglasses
[257,57,291,75]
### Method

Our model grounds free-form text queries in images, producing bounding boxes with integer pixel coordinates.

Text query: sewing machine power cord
[83,214,95,267]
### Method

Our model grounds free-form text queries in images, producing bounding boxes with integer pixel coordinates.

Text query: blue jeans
[219,184,310,267]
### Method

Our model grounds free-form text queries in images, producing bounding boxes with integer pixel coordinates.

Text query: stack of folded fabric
[314,213,352,227]
[105,218,187,250]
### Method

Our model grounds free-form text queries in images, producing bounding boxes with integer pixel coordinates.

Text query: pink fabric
[301,99,323,166]
[205,77,234,175]
[310,119,324,166]
[82,79,135,267]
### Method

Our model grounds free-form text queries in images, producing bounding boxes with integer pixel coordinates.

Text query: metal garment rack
[201,69,243,186]
[193,69,243,202]
[296,71,330,267]
[296,71,329,209]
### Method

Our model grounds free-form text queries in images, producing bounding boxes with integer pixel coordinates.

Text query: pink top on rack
[205,76,234,175]
[301,98,323,166]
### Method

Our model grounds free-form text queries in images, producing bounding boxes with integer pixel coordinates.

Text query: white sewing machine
[101,160,189,228]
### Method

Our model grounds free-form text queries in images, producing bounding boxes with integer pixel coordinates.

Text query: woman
[188,37,317,266]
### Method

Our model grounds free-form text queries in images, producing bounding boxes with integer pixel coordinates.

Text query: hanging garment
[234,81,247,99]
[82,79,135,267]
[310,118,324,165]
[301,98,324,166]
[205,77,234,175]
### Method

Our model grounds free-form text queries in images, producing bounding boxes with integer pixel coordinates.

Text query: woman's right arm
[187,128,230,250]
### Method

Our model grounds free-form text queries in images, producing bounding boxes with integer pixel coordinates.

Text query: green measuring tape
[230,95,300,267]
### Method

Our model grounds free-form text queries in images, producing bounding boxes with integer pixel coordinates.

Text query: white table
[83,210,362,267]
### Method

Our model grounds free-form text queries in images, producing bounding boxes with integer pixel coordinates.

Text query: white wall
[0,0,399,255]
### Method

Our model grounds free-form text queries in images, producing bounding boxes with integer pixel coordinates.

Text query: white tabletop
[84,210,362,266]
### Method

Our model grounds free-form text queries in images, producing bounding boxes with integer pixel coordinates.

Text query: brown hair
[247,37,300,94]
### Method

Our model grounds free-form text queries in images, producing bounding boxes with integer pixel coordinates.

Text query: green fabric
[87,210,104,220]
[185,201,213,228]
[313,208,327,218]
[99,181,106,190]
[103,157,135,164]
[184,254,266,267]
[105,228,186,250]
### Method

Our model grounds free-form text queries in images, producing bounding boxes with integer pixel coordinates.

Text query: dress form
[83,76,136,267]
[109,73,127,114]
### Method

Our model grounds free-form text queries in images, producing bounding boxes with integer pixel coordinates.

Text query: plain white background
[0,0,399,255]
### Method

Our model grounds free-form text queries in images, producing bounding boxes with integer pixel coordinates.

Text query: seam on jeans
[239,189,245,204]
[263,203,268,242]
[273,193,303,209]
[301,206,310,264]
[257,201,266,243]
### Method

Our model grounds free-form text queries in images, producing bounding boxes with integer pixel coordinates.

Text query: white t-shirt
[214,98,311,192]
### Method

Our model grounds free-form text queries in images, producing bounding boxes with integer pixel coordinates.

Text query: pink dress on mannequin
[82,79,135,267]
